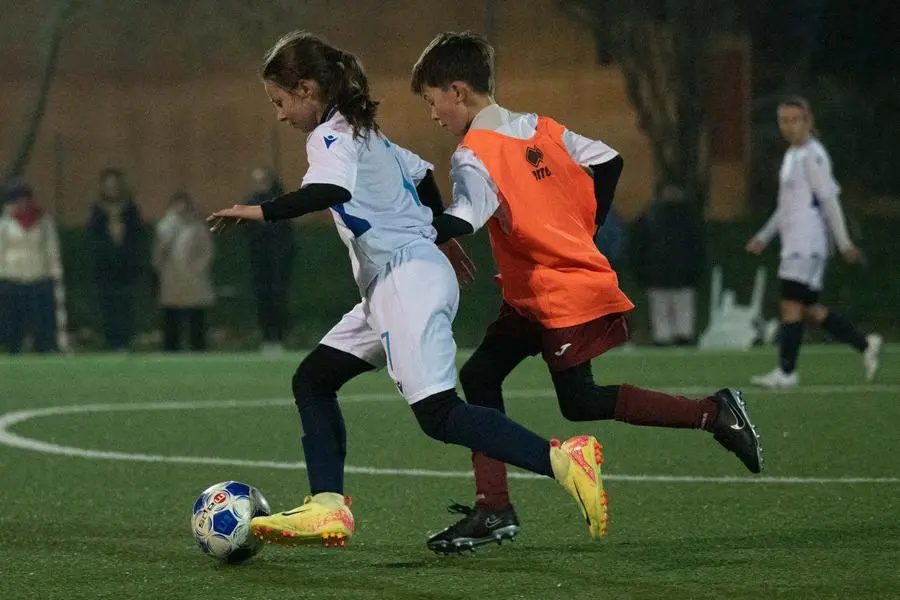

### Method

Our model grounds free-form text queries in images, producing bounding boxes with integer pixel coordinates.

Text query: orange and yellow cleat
[250,492,354,548]
[550,435,608,539]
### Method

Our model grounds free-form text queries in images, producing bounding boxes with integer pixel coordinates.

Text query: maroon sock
[472,452,510,510]
[614,384,719,431]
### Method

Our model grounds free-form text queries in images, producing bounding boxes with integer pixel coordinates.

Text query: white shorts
[320,240,459,404]
[778,254,826,291]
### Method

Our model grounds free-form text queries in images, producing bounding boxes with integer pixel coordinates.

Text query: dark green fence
[54,218,895,351]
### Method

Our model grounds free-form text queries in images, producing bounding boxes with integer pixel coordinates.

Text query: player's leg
[552,361,762,473]
[777,293,805,379]
[373,242,607,541]
[293,303,383,496]
[461,306,540,511]
[752,256,818,388]
[251,303,383,547]
[428,325,537,553]
[806,303,882,381]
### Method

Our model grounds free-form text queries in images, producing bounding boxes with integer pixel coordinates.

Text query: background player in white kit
[746,97,882,388]
[208,31,609,547]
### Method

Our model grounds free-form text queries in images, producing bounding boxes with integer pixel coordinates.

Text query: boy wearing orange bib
[411,32,764,554]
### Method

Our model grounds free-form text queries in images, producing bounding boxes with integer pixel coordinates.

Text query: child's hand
[440,239,476,288]
[745,238,765,255]
[207,205,264,233]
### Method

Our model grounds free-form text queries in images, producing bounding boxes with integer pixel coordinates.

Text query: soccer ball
[191,481,271,563]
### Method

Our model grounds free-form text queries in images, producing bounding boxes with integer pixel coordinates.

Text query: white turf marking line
[0,397,897,485]
[0,342,894,364]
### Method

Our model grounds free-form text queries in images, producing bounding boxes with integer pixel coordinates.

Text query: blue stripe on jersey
[383,137,422,206]
[332,203,372,237]
[398,163,422,206]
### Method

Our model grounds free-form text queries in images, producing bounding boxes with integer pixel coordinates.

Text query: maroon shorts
[484,302,631,372]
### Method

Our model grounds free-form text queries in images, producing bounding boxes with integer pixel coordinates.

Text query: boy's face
[420,84,469,137]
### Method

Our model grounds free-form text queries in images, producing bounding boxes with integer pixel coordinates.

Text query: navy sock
[440,403,554,478]
[779,321,804,374]
[821,312,868,352]
[297,395,347,495]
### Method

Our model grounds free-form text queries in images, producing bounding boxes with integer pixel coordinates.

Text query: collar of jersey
[320,104,339,125]
[469,103,513,132]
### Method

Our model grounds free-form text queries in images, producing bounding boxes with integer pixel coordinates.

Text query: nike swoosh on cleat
[484,517,503,528]
[280,508,308,517]
[729,406,746,430]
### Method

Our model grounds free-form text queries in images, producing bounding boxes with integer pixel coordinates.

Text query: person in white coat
[152,191,214,351]
[0,179,63,353]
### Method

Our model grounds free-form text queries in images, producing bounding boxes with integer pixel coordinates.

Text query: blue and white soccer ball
[191,481,271,563]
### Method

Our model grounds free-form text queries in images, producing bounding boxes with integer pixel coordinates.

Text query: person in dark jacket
[85,168,144,351]
[632,183,705,346]
[244,167,296,352]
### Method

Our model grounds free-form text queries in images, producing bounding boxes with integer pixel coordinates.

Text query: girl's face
[251,168,272,193]
[102,174,122,199]
[264,79,324,133]
[777,105,812,146]
[420,84,471,137]
[171,199,190,217]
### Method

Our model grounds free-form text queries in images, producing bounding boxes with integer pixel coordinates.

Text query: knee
[459,355,502,398]
[554,373,619,422]
[557,393,584,422]
[806,304,828,323]
[292,360,334,406]
[411,389,461,441]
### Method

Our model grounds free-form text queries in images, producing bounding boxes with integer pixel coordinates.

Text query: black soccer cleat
[426,503,520,555]
[711,388,764,473]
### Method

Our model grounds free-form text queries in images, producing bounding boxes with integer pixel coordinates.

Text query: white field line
[0,397,897,485]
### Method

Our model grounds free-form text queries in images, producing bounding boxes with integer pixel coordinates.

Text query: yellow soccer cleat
[250,492,355,548]
[550,435,608,539]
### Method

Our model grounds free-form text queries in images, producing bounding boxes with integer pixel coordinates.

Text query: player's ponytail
[329,49,380,138]
[261,31,379,139]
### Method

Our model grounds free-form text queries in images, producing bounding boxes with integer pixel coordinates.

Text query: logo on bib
[525,146,552,180]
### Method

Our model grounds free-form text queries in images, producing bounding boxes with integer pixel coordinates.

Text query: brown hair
[261,31,379,138]
[410,31,495,95]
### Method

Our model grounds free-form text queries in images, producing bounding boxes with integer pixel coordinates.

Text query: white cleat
[863,334,883,382]
[750,367,798,389]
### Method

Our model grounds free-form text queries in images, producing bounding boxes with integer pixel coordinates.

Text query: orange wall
[0,0,746,224]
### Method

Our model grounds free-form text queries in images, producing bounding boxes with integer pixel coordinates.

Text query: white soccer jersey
[302,110,437,291]
[754,137,852,258]
[445,104,619,231]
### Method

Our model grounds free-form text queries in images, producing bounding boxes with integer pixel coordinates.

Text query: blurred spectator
[152,191,214,352]
[594,206,628,272]
[632,183,705,346]
[244,167,296,353]
[0,179,62,353]
[85,168,144,351]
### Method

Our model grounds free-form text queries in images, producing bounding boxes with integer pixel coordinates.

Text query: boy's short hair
[410,32,495,95]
